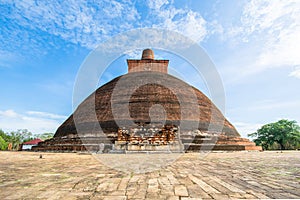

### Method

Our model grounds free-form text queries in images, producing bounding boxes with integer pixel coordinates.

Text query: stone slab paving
[0,151,299,199]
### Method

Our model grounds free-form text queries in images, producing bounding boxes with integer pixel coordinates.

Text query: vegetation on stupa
[248,119,300,150]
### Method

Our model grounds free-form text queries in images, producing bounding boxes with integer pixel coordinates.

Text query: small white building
[22,138,42,150]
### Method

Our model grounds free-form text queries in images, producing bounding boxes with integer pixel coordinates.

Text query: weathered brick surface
[53,71,239,137]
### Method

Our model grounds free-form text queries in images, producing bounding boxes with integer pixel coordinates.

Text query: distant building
[21,138,43,150]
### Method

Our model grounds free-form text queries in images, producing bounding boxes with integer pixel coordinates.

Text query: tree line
[0,129,54,150]
[248,119,300,150]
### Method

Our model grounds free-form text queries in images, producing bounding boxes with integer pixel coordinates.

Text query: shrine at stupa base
[33,49,262,153]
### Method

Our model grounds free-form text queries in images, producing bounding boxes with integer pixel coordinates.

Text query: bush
[0,135,8,150]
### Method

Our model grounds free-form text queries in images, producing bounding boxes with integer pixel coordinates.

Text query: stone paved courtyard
[0,151,299,199]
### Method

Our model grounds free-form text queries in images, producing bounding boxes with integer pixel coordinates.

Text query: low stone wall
[33,134,262,152]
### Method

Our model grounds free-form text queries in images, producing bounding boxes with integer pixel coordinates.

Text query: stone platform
[33,135,261,152]
[0,151,299,199]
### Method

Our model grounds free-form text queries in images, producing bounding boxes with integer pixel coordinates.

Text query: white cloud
[220,0,300,79]
[289,67,300,79]
[233,121,263,138]
[1,0,140,49]
[229,100,300,113]
[148,0,207,43]
[147,0,169,10]
[0,50,23,68]
[246,1,300,67]
[0,109,65,134]
[26,111,67,120]
[124,49,143,59]
[248,100,300,111]
[0,0,210,61]
[0,110,20,118]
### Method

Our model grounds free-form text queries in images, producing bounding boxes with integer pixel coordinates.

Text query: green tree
[0,129,11,150]
[0,129,39,150]
[36,132,54,140]
[0,129,10,142]
[248,119,300,150]
[0,135,8,150]
[6,129,33,150]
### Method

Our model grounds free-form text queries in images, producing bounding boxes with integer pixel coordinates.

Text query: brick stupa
[34,49,261,152]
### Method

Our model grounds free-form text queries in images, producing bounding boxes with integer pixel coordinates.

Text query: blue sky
[0,0,299,138]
